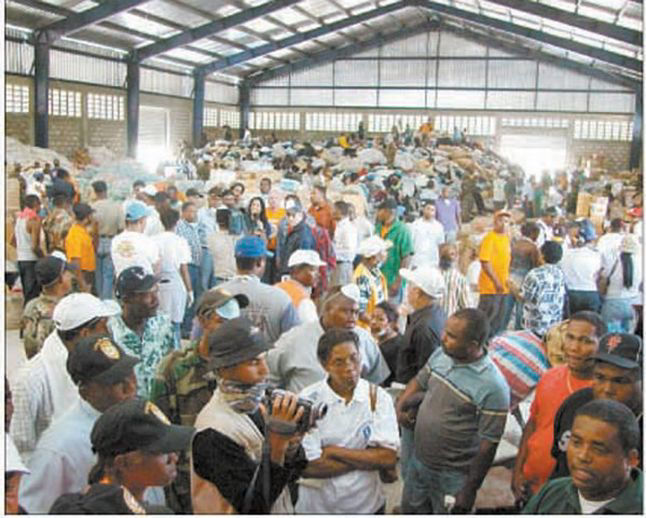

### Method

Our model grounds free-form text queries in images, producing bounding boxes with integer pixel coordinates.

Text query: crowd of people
[5,130,644,515]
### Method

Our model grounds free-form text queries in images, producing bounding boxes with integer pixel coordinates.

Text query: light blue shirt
[20,397,100,514]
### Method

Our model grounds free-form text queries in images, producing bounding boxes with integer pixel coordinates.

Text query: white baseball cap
[53,293,121,331]
[400,266,445,299]
[6,434,29,474]
[142,184,157,197]
[358,236,392,258]
[288,250,326,268]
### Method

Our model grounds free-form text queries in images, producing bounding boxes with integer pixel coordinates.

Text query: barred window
[87,93,124,120]
[501,117,569,128]
[220,109,240,129]
[434,115,496,136]
[48,89,82,117]
[6,84,29,113]
[573,119,632,141]
[203,107,218,127]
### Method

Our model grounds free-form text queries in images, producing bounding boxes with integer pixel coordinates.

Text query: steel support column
[239,82,250,139]
[34,34,50,148]
[629,91,642,170]
[126,60,140,158]
[193,71,206,148]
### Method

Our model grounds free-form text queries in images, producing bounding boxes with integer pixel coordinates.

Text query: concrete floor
[5,324,515,513]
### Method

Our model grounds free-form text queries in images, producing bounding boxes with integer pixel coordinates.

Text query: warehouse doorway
[137,106,170,171]
[499,134,567,179]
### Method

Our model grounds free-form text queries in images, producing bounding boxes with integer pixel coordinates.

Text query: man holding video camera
[190,317,309,513]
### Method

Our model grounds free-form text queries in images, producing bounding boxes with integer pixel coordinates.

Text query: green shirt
[522,470,643,514]
[376,218,414,286]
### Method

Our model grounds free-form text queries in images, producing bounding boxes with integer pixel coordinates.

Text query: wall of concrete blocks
[568,140,632,172]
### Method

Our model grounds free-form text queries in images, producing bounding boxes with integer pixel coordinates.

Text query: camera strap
[242,440,272,513]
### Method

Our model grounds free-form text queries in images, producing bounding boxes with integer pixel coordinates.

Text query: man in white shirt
[9,293,120,460]
[111,200,161,276]
[19,334,138,513]
[493,177,506,211]
[409,201,445,269]
[331,201,358,286]
[267,283,390,394]
[275,250,324,323]
[142,185,164,236]
[536,207,557,248]
[596,218,625,266]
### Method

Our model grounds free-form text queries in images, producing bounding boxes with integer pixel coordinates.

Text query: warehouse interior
[4,0,643,174]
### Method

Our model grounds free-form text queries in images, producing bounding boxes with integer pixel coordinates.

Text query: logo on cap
[606,334,622,352]
[145,401,170,425]
[122,487,146,514]
[95,337,120,360]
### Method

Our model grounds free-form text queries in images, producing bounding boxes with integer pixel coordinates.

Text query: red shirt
[522,365,593,493]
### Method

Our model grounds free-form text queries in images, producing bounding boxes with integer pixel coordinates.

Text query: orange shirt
[275,278,309,310]
[65,223,96,271]
[266,207,286,250]
[478,230,511,295]
[308,203,335,236]
[522,365,593,493]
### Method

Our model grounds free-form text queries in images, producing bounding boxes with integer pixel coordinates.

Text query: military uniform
[149,342,215,514]
[21,293,60,359]
[43,208,73,254]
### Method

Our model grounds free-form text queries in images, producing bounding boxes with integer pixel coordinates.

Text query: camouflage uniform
[21,293,60,359]
[42,208,73,254]
[150,342,215,514]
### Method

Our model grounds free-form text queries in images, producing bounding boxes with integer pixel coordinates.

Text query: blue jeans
[200,249,215,291]
[172,322,181,350]
[181,264,202,337]
[444,230,458,244]
[401,454,467,514]
[95,253,115,300]
[399,427,415,492]
[568,290,601,314]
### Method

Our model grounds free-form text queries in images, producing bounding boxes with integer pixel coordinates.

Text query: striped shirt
[414,348,510,471]
[488,330,550,411]
[440,268,471,316]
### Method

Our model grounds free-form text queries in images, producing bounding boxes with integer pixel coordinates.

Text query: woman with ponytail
[601,234,643,332]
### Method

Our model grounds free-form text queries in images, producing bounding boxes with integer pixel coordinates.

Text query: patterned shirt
[521,264,566,337]
[21,293,61,359]
[440,268,470,317]
[42,207,73,253]
[150,342,215,513]
[108,314,175,399]
[354,263,387,314]
[175,219,202,265]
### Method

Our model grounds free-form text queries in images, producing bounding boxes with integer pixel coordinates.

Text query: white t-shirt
[604,249,643,302]
[143,209,164,236]
[466,260,481,307]
[493,178,506,202]
[578,491,614,514]
[334,217,358,262]
[152,232,191,275]
[596,232,623,265]
[409,218,445,268]
[111,230,160,276]
[560,247,602,291]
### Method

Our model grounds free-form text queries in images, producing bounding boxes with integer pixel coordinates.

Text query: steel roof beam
[246,19,440,86]
[484,0,641,46]
[134,0,302,61]
[199,1,405,75]
[37,0,152,41]
[412,0,642,72]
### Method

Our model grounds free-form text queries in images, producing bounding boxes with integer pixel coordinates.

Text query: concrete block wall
[6,114,31,145]
[568,140,632,172]
[87,120,127,156]
[49,116,83,158]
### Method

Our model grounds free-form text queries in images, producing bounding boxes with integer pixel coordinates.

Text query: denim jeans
[172,322,181,350]
[568,290,601,314]
[444,230,458,244]
[18,260,41,306]
[399,426,415,491]
[95,253,115,300]
[200,249,214,291]
[181,264,202,337]
[401,454,467,514]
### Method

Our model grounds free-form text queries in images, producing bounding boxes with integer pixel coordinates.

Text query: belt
[99,234,115,238]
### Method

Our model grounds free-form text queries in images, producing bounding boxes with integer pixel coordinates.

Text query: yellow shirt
[477,230,510,295]
[339,135,350,149]
[65,223,96,272]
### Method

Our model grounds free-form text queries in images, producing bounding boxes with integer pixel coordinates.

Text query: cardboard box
[576,192,593,217]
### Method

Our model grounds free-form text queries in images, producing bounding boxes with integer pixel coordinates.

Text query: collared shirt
[65,223,95,271]
[267,320,391,394]
[440,268,470,317]
[521,264,566,336]
[175,219,202,265]
[197,206,218,248]
[414,349,510,471]
[296,378,400,514]
[409,218,445,268]
[435,198,461,233]
[21,293,61,359]
[108,314,175,398]
[376,219,414,286]
[9,331,78,461]
[353,262,387,317]
[207,231,238,280]
[218,275,300,346]
[20,396,101,514]
[522,469,643,515]
[333,217,358,262]
[42,207,73,253]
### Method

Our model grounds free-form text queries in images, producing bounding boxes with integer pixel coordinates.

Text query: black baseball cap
[66,334,139,386]
[186,187,203,198]
[115,266,166,299]
[91,398,195,457]
[73,202,94,220]
[35,252,77,286]
[595,333,642,370]
[206,317,270,370]
[378,198,397,210]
